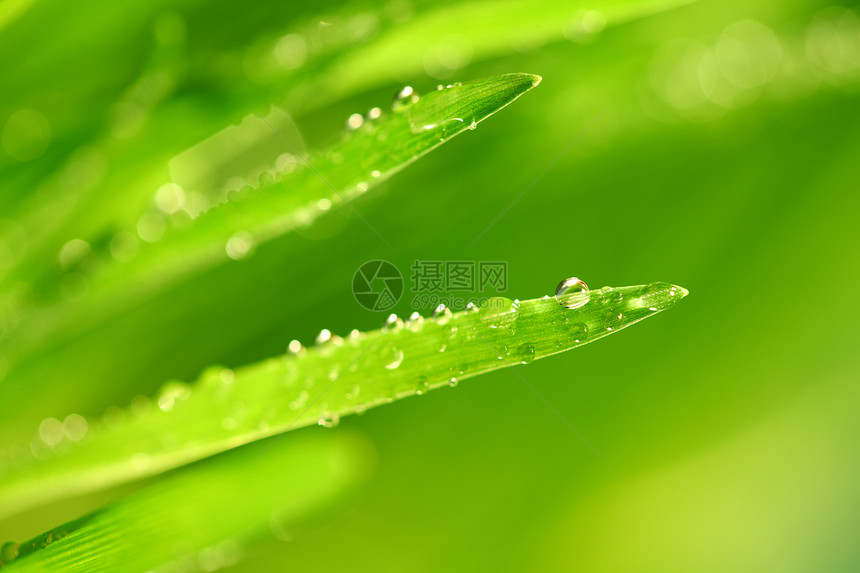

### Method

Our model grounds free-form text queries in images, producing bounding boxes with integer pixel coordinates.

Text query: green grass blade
[310,0,698,112]
[0,281,687,518]
[0,431,371,572]
[5,73,540,362]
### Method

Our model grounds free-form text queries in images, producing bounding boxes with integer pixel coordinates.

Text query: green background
[1,0,859,570]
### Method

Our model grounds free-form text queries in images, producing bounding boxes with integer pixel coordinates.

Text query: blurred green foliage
[1,0,859,570]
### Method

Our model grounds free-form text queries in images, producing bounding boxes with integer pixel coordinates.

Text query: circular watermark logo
[352,260,403,311]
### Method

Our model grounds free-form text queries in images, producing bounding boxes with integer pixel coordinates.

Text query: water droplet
[287,339,303,354]
[317,198,332,211]
[393,86,419,111]
[516,343,536,364]
[155,183,186,214]
[437,343,447,353]
[157,381,191,412]
[384,346,404,370]
[416,377,429,394]
[346,113,364,129]
[467,120,477,130]
[58,239,90,269]
[225,232,254,260]
[603,309,623,331]
[407,311,424,331]
[479,297,518,332]
[366,107,382,120]
[465,301,479,313]
[356,181,369,192]
[432,303,453,323]
[370,169,381,178]
[109,231,139,262]
[318,412,340,428]
[103,405,126,429]
[130,395,152,417]
[555,277,590,309]
[382,313,403,331]
[1,541,20,563]
[315,329,332,344]
[38,417,64,447]
[63,414,88,441]
[569,322,590,343]
[289,390,309,410]
[448,377,459,387]
[137,212,165,242]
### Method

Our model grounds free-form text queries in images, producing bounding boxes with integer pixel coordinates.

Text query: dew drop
[496,343,509,360]
[1,541,20,563]
[130,395,152,417]
[393,86,419,111]
[38,417,64,447]
[370,169,381,178]
[406,311,424,331]
[382,313,403,331]
[318,412,340,428]
[479,297,518,332]
[416,377,429,395]
[137,213,165,242]
[384,346,404,370]
[225,232,254,260]
[103,405,126,429]
[289,390,309,410]
[58,239,90,269]
[603,309,623,332]
[346,113,364,129]
[157,381,191,412]
[315,329,332,344]
[555,277,590,309]
[432,303,453,323]
[569,322,590,343]
[63,414,88,441]
[366,107,382,120]
[465,301,479,313]
[448,377,459,387]
[517,343,536,364]
[287,339,303,354]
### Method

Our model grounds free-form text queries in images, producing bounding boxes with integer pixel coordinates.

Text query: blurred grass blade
[0,0,696,283]
[5,73,541,362]
[309,0,699,111]
[0,281,687,518]
[0,431,371,572]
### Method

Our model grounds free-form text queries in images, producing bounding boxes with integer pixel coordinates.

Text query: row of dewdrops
[53,90,417,286]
